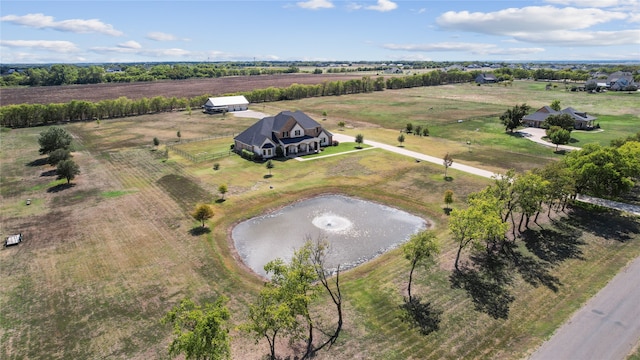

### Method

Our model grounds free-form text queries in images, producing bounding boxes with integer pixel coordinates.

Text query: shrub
[332,140,340,146]
[241,149,255,160]
[213,163,220,170]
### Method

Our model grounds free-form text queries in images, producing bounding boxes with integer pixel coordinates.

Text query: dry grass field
[1,80,639,359]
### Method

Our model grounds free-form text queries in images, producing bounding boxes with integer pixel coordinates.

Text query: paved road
[331,133,498,179]
[529,255,640,360]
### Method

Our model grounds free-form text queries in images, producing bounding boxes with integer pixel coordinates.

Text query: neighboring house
[203,95,249,113]
[523,106,597,129]
[384,67,403,74]
[475,73,498,84]
[234,110,333,159]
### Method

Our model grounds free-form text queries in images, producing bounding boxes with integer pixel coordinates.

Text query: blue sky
[1,0,639,64]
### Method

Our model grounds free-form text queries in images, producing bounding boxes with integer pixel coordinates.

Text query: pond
[232,194,429,277]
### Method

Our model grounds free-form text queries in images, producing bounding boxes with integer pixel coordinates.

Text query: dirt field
[0,73,371,105]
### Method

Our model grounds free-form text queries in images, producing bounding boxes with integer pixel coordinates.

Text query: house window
[282,131,288,138]
[294,130,301,136]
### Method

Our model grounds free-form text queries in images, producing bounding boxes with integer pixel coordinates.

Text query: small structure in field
[5,233,22,247]
[203,95,249,113]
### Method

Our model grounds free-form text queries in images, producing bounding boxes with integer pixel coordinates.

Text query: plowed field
[0,73,369,105]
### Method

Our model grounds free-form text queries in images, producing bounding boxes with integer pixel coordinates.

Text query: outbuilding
[203,95,249,113]
[5,233,22,247]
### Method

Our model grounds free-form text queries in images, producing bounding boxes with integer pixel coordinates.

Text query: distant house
[203,95,249,113]
[607,71,635,91]
[384,67,403,74]
[522,106,597,129]
[4,233,22,247]
[475,73,498,84]
[234,110,333,159]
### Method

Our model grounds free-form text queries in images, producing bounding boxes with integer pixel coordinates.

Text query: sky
[1,0,639,64]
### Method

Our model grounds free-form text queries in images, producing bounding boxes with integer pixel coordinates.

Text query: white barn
[204,95,249,113]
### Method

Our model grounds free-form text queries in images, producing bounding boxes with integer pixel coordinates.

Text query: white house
[203,95,249,113]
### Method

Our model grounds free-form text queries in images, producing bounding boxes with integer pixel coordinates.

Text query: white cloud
[146,31,177,41]
[383,42,545,55]
[366,0,398,12]
[544,0,638,8]
[436,6,627,33]
[91,45,191,58]
[0,39,79,53]
[514,29,640,45]
[297,0,334,9]
[0,13,123,36]
[118,40,142,49]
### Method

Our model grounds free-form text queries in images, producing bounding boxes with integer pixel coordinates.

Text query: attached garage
[203,95,249,113]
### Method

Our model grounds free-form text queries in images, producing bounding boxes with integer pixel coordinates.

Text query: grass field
[1,80,639,360]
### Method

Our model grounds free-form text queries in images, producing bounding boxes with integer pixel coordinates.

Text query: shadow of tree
[215,198,226,204]
[189,226,211,236]
[27,158,48,167]
[47,183,74,193]
[443,208,452,216]
[450,253,515,320]
[507,245,562,292]
[40,169,57,177]
[521,223,585,264]
[400,296,442,335]
[263,174,273,179]
[564,205,639,243]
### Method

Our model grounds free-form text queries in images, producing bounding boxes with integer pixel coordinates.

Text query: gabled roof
[562,107,597,122]
[205,95,249,107]
[234,111,327,148]
[523,106,597,123]
[523,106,556,121]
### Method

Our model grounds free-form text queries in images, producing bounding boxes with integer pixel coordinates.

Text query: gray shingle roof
[234,110,325,148]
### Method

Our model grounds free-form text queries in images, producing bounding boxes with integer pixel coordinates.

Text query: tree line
[2,71,496,128]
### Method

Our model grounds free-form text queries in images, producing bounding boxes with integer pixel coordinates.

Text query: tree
[402,231,439,301]
[355,133,364,148]
[218,184,228,200]
[56,159,80,184]
[444,190,454,211]
[422,127,430,136]
[38,126,72,155]
[337,121,345,130]
[398,133,405,146]
[266,160,274,176]
[47,148,71,165]
[192,203,214,228]
[500,104,531,133]
[153,137,160,147]
[177,130,182,142]
[406,123,414,134]
[161,297,231,360]
[443,153,453,178]
[550,100,561,111]
[546,126,571,151]
[543,113,574,132]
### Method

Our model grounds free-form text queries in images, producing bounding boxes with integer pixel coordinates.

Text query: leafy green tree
[610,131,640,147]
[218,184,228,200]
[443,153,453,178]
[398,133,405,146]
[546,126,571,151]
[422,127,430,136]
[500,104,531,132]
[177,130,182,142]
[449,191,508,271]
[153,137,160,147]
[402,231,439,301]
[550,100,561,111]
[337,121,345,130]
[406,123,414,134]
[543,113,574,131]
[47,148,71,165]
[161,297,231,360]
[38,126,72,155]
[563,143,636,198]
[444,190,454,211]
[414,125,423,136]
[355,133,364,148]
[191,203,214,227]
[56,159,80,184]
[266,160,274,176]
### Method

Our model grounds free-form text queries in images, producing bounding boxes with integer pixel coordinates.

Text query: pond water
[232,194,428,277]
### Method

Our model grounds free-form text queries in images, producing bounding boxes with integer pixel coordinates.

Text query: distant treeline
[2,72,473,128]
[2,62,639,87]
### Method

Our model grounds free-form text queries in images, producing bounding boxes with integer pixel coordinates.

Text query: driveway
[517,127,582,151]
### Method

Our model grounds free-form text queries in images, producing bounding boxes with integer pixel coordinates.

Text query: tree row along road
[331,132,640,360]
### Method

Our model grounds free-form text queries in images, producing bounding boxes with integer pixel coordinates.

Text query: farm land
[1,78,639,359]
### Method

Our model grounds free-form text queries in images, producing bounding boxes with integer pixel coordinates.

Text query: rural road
[529,255,640,360]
